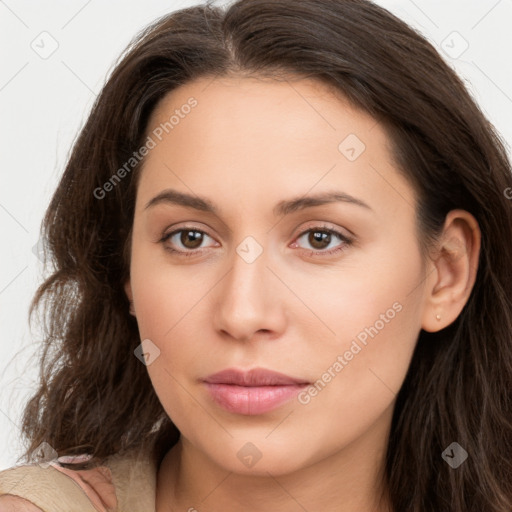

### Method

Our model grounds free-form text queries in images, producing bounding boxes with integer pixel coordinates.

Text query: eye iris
[309,231,331,249]
[181,230,203,249]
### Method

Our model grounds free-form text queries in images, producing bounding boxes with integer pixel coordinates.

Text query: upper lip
[203,368,310,386]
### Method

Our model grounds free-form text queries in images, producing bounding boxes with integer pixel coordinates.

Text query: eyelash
[159,225,353,258]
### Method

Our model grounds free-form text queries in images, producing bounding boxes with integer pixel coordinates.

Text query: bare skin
[124,75,480,512]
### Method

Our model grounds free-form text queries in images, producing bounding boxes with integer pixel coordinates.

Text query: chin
[204,437,318,477]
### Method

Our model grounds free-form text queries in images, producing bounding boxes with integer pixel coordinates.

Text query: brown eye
[295,227,352,257]
[308,231,332,250]
[160,227,218,256]
[180,230,204,249]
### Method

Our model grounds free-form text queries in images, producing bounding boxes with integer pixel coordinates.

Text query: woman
[1,0,511,510]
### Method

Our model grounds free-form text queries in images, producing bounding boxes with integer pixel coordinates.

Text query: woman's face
[126,75,429,476]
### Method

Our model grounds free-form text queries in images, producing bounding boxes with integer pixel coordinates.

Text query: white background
[1,0,511,470]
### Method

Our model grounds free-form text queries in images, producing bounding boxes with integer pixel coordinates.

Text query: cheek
[292,296,420,463]
[287,230,424,360]
[292,240,425,440]
[130,259,204,428]
[129,234,212,340]
[128,240,217,407]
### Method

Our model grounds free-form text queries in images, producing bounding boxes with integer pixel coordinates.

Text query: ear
[124,279,136,316]
[421,209,481,332]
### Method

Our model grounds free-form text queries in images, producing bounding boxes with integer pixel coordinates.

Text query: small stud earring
[436,314,441,321]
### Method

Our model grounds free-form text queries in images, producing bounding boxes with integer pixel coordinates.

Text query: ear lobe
[421,210,481,333]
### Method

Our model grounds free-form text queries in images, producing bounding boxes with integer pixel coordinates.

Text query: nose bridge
[231,236,268,297]
[213,234,285,341]
[226,235,272,312]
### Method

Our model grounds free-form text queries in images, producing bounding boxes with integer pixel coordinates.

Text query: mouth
[202,368,310,415]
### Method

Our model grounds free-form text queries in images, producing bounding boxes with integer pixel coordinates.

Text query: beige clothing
[0,448,158,512]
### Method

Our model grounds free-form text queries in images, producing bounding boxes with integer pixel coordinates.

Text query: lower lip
[204,383,307,415]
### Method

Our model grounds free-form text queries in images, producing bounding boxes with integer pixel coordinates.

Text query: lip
[202,368,309,415]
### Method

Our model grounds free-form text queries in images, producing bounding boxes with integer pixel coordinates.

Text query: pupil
[181,230,203,248]
[309,231,330,249]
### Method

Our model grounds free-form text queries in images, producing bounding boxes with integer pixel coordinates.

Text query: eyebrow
[144,188,373,216]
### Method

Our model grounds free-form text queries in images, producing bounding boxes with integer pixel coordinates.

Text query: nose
[212,243,287,343]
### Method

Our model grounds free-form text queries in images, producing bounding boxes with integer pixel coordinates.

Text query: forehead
[147,74,378,149]
[137,75,415,220]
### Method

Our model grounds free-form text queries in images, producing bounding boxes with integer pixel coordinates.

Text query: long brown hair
[20,0,512,509]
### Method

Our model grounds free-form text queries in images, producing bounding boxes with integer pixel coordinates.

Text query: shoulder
[0,449,158,512]
[0,455,111,512]
[0,495,43,511]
